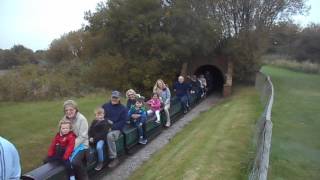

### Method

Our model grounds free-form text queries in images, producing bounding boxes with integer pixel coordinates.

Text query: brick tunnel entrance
[194,65,224,94]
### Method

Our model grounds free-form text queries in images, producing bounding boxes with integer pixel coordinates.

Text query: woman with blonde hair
[126,89,137,109]
[153,79,171,127]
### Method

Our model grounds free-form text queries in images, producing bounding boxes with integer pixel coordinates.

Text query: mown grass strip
[262,66,320,180]
[130,86,262,180]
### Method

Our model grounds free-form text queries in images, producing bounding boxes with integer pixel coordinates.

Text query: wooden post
[223,61,233,97]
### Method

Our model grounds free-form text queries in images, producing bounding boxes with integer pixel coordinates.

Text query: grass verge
[130,86,262,180]
[262,66,320,180]
[0,92,109,172]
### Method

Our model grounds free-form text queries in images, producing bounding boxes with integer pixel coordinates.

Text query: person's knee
[71,159,81,168]
[96,142,104,150]
[107,133,115,142]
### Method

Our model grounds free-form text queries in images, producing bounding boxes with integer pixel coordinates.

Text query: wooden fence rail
[249,72,274,180]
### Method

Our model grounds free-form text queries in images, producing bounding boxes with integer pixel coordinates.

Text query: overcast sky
[0,0,319,51]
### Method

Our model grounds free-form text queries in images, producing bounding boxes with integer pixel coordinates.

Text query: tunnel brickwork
[180,56,233,97]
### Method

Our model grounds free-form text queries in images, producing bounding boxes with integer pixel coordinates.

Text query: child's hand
[89,137,94,143]
[132,114,141,119]
[108,128,112,132]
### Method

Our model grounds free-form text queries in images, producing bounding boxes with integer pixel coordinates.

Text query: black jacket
[88,119,112,143]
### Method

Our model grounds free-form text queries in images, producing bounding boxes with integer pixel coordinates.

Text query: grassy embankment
[262,66,320,180]
[130,86,262,180]
[0,93,109,172]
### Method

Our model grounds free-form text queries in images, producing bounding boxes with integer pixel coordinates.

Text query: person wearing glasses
[63,100,89,180]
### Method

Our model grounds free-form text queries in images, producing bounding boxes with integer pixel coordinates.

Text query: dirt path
[93,95,221,180]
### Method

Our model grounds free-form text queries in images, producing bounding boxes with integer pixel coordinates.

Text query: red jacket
[48,132,76,160]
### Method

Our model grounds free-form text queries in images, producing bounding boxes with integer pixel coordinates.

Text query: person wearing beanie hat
[63,99,89,180]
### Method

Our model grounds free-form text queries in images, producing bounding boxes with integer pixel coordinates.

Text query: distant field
[0,93,109,172]
[0,69,10,76]
[262,66,320,180]
[130,86,262,180]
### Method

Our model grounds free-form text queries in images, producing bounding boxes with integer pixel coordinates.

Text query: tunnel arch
[194,65,225,94]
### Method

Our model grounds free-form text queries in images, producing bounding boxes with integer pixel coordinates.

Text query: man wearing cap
[102,91,128,168]
[63,100,89,180]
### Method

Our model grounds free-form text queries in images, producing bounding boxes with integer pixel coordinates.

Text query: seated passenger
[0,136,21,180]
[173,76,192,113]
[126,89,137,110]
[88,107,112,171]
[46,119,76,180]
[128,97,148,145]
[198,74,207,98]
[153,79,171,127]
[63,100,89,180]
[102,91,127,168]
[147,93,161,123]
[190,75,202,97]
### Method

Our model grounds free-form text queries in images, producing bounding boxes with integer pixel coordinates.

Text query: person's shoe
[139,138,147,145]
[155,119,161,123]
[108,158,119,168]
[183,110,188,114]
[69,176,76,180]
[165,121,171,127]
[95,162,103,171]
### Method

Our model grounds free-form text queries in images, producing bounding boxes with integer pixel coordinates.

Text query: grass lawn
[130,86,262,180]
[0,92,110,173]
[262,66,320,180]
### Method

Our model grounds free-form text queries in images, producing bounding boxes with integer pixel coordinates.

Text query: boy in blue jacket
[128,97,148,145]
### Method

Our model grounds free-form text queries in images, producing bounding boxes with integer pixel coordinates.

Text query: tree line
[0,0,310,101]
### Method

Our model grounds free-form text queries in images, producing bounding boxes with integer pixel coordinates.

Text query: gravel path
[93,95,221,180]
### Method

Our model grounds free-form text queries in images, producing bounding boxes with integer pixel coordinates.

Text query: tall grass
[262,55,320,74]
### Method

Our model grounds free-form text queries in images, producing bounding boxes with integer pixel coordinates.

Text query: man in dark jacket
[173,76,191,113]
[102,90,127,168]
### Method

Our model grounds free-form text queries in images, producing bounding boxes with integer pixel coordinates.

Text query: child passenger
[47,119,76,180]
[88,107,113,171]
[128,97,148,145]
[147,93,161,123]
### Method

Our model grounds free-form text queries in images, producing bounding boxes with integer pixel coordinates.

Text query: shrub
[0,62,94,101]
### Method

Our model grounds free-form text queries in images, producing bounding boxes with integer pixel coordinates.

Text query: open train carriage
[21,93,202,180]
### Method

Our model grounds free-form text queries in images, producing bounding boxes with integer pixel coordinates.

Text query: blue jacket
[173,82,191,97]
[160,87,171,105]
[102,102,127,131]
[128,106,147,123]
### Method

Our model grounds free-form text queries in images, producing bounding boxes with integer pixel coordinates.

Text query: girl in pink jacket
[147,93,162,123]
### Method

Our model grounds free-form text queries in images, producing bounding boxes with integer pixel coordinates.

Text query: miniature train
[21,92,204,180]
